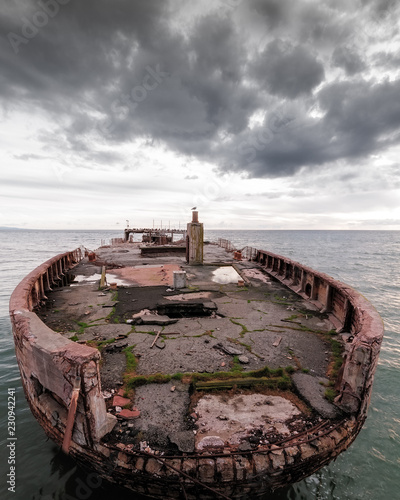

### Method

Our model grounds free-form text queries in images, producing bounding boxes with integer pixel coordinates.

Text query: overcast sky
[1,0,400,230]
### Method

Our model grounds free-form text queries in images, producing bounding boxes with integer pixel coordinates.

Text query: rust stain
[111,264,182,287]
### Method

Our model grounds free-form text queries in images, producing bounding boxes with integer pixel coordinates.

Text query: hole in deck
[156,301,217,318]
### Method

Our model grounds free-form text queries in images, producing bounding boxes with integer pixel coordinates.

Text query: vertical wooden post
[100,266,107,289]
[62,376,81,454]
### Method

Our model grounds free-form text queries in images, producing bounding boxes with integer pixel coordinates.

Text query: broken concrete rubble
[119,409,141,419]
[169,431,195,453]
[214,342,243,356]
[132,314,178,326]
[292,372,340,419]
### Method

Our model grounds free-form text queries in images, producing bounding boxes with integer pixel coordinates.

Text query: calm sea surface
[0,229,399,500]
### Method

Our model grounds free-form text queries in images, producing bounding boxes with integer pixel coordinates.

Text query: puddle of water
[107,273,132,286]
[211,266,242,284]
[71,274,102,285]
[71,273,131,286]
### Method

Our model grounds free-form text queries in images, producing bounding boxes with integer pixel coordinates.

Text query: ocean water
[0,229,399,500]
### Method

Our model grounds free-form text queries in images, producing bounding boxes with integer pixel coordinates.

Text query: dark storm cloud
[1,0,399,179]
[223,78,400,178]
[318,79,400,151]
[250,0,292,29]
[252,40,325,99]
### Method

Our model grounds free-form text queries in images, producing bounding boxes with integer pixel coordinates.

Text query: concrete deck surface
[38,242,342,455]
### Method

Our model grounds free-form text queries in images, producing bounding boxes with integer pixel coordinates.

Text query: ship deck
[38,242,343,456]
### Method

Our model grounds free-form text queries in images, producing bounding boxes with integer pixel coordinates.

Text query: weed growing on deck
[324,388,337,403]
[192,330,216,339]
[74,317,107,335]
[75,321,90,334]
[123,362,294,393]
[123,345,138,373]
[85,338,115,350]
[229,318,248,337]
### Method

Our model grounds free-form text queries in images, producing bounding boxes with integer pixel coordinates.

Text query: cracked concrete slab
[292,373,340,419]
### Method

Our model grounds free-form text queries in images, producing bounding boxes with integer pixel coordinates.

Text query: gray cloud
[245,190,310,199]
[13,153,50,161]
[250,0,292,29]
[372,50,400,69]
[331,45,366,75]
[252,40,325,99]
[1,0,399,183]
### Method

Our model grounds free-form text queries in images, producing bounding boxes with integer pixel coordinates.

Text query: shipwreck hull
[9,245,384,499]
